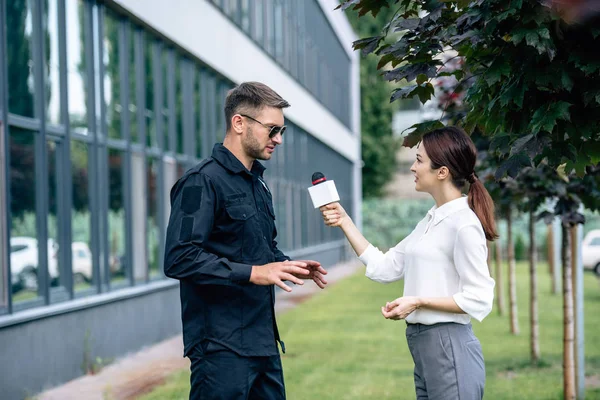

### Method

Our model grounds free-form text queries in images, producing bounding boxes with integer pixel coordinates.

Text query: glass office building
[0,0,360,397]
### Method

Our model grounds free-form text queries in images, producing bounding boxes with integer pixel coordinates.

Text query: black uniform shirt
[164,143,289,357]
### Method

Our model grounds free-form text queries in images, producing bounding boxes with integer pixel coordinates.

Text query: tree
[344,7,400,198]
[340,0,600,178]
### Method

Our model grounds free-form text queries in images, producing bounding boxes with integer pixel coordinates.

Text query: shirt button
[263,236,267,240]
[242,213,246,218]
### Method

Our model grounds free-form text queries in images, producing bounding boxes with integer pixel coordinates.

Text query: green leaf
[384,63,438,83]
[485,59,511,86]
[560,70,574,92]
[377,53,395,70]
[401,120,445,148]
[414,82,435,103]
[530,102,572,133]
[489,134,511,155]
[395,18,420,31]
[500,80,526,108]
[495,152,532,180]
[416,74,428,85]
[390,85,418,102]
[353,36,382,56]
[511,28,528,45]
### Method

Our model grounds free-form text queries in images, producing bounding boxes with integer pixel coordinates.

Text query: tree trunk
[529,211,540,364]
[495,237,506,316]
[547,222,560,295]
[507,208,519,335]
[562,225,576,400]
[570,227,583,399]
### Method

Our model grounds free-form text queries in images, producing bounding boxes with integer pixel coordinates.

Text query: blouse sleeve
[452,224,495,321]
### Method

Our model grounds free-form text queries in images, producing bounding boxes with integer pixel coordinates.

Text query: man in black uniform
[164,81,327,400]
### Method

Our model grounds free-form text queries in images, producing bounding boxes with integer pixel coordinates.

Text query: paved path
[37,261,363,400]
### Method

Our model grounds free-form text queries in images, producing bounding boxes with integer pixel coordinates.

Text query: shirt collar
[211,143,266,177]
[427,196,469,225]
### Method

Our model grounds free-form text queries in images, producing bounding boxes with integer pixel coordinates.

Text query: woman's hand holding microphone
[319,202,349,228]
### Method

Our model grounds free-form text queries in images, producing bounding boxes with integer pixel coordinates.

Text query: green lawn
[139,262,600,400]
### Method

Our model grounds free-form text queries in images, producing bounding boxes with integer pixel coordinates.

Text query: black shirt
[164,143,289,357]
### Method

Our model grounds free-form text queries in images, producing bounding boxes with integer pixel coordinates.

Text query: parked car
[10,236,57,291]
[10,237,93,290]
[71,241,93,284]
[581,229,600,276]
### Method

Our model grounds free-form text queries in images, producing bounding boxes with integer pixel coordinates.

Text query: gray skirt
[405,322,485,400]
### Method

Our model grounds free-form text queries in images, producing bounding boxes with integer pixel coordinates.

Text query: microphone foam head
[312,172,326,185]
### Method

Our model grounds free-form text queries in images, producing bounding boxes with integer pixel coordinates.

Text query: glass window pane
[163,157,177,229]
[65,0,88,130]
[108,149,126,286]
[7,0,35,118]
[253,0,264,44]
[71,140,94,291]
[132,153,147,282]
[194,69,202,158]
[104,11,122,139]
[47,140,66,295]
[128,28,138,142]
[147,158,161,278]
[9,128,41,304]
[0,125,7,308]
[274,1,283,64]
[162,50,170,151]
[241,0,250,32]
[175,56,183,154]
[145,37,157,148]
[44,0,62,125]
[265,1,274,55]
[215,81,224,142]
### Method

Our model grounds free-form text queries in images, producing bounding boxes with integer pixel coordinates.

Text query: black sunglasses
[240,114,286,138]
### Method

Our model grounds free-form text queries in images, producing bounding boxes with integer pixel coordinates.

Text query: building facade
[0,0,361,398]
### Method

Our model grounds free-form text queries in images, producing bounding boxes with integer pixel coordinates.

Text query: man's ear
[437,166,450,180]
[231,114,244,134]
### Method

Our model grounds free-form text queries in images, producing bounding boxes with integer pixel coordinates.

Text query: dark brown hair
[422,126,499,241]
[224,82,290,131]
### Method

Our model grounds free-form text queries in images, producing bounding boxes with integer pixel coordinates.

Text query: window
[104,10,122,139]
[7,0,35,118]
[9,128,41,306]
[107,148,126,286]
[147,157,161,278]
[131,152,147,282]
[589,237,600,246]
[44,0,63,125]
[71,140,94,292]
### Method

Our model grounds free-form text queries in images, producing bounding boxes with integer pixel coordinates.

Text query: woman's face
[410,143,439,193]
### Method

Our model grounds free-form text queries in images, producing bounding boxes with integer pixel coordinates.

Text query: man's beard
[242,126,267,160]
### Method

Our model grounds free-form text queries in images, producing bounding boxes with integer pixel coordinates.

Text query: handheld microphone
[308,172,340,208]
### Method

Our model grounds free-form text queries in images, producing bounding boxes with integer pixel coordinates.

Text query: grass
[139,261,600,400]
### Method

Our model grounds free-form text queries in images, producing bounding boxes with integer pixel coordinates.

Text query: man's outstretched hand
[293,260,328,289]
[250,260,328,292]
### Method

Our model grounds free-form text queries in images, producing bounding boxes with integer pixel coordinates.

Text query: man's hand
[381,296,421,320]
[250,261,313,292]
[292,260,328,289]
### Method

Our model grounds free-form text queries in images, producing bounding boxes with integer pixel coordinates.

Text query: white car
[10,237,93,289]
[71,241,93,284]
[10,236,57,290]
[581,230,600,276]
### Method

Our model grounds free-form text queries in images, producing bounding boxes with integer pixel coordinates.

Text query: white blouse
[359,196,495,325]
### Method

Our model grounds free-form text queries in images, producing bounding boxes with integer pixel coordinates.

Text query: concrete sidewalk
[37,261,363,400]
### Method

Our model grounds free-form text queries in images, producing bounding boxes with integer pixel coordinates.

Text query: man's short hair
[224,82,290,131]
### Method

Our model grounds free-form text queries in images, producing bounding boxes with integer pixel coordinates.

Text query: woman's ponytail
[468,177,499,241]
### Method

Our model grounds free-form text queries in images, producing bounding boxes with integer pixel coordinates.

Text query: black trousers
[188,346,286,400]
